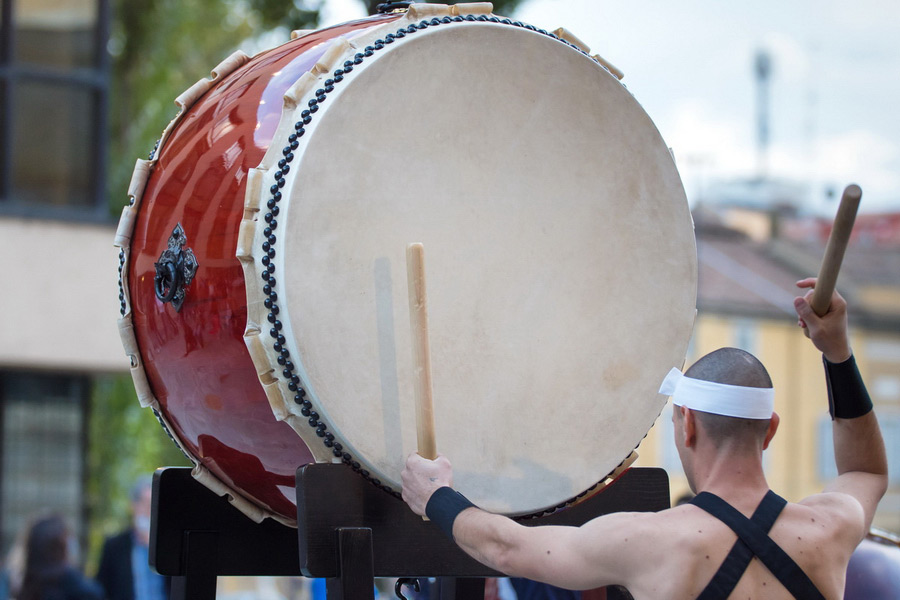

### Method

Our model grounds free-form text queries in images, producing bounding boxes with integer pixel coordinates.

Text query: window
[0,0,109,219]
[733,318,757,355]
[0,372,89,557]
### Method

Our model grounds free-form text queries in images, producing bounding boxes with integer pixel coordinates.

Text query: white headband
[658,367,775,420]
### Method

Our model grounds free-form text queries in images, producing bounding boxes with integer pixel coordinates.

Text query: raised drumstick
[808,184,862,319]
[407,243,437,460]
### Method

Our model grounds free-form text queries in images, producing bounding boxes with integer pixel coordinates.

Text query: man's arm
[401,453,648,590]
[794,278,888,536]
[451,505,654,590]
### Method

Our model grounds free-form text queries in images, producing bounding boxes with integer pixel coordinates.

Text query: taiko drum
[115,3,697,525]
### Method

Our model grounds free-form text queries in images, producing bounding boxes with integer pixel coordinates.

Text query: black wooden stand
[150,465,670,599]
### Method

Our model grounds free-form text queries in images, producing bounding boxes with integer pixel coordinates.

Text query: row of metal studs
[261,14,617,505]
[118,250,127,316]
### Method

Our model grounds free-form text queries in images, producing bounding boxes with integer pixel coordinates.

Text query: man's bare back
[608,494,861,599]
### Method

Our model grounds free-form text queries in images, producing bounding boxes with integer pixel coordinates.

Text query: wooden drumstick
[805,184,862,332]
[407,243,437,460]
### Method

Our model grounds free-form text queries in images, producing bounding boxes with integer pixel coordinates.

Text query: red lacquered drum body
[116,14,400,524]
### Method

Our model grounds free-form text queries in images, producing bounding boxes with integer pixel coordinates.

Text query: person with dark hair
[401,279,888,598]
[12,514,102,600]
[96,477,169,600]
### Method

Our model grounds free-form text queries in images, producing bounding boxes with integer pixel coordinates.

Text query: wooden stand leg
[325,528,375,600]
[169,530,218,600]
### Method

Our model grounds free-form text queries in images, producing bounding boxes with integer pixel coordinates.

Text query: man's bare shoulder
[573,505,706,568]
[579,504,726,569]
[581,504,699,538]
[798,489,863,511]
[795,490,867,543]
[580,503,724,539]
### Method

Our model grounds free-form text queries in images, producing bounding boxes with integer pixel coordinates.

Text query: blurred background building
[1,0,899,596]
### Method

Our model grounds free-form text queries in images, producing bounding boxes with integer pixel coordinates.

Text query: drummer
[401,279,888,599]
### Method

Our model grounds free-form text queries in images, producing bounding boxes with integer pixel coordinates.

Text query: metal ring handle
[154,255,182,304]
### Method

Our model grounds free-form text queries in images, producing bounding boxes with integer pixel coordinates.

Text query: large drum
[115,2,697,525]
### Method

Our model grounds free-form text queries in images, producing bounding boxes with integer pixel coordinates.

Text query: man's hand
[401,453,454,516]
[794,278,852,363]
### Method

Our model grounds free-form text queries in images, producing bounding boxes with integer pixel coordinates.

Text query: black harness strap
[690,491,825,600]
[692,490,782,600]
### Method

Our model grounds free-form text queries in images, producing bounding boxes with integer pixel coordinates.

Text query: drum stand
[150,464,670,599]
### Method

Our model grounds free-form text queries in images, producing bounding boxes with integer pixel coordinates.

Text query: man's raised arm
[794,278,888,534]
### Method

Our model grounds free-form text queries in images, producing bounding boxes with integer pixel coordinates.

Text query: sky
[318,0,900,215]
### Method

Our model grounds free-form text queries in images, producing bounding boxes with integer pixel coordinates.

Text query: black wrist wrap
[824,354,873,420]
[425,487,476,539]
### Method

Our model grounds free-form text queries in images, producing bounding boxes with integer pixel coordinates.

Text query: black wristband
[824,354,873,420]
[425,486,476,539]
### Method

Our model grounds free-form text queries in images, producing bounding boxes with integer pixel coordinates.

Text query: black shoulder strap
[690,491,825,600]
[691,491,782,600]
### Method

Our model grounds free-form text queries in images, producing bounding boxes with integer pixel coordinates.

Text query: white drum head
[245,15,696,515]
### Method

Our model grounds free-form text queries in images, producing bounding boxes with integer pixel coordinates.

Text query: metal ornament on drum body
[115,3,697,525]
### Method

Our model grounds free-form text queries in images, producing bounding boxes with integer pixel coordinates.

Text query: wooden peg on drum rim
[406,243,438,460]
[804,184,862,336]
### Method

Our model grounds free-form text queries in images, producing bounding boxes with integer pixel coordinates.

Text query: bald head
[681,348,773,447]
[684,347,772,389]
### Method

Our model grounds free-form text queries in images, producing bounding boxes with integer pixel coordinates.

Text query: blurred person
[3,522,26,599]
[0,555,11,600]
[96,477,169,600]
[11,514,102,600]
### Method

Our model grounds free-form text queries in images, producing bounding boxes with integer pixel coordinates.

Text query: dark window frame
[0,0,111,223]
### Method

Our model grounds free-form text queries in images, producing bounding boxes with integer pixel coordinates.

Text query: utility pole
[755,50,772,181]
